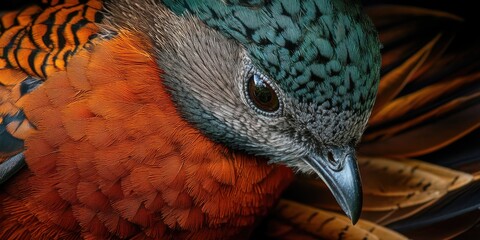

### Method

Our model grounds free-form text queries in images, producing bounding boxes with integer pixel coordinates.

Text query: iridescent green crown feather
[162,0,381,113]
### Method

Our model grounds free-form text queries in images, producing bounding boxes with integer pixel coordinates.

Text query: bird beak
[303,146,362,224]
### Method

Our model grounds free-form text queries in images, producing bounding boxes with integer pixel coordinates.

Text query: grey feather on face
[102,0,374,172]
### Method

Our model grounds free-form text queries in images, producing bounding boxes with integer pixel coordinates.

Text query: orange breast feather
[0,31,294,239]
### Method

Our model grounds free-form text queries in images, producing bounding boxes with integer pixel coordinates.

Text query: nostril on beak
[325,150,344,171]
[324,148,347,171]
[327,151,336,164]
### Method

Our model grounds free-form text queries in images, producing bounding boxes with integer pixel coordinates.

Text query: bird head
[107,0,381,224]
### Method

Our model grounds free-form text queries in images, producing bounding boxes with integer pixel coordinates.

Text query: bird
[0,0,381,239]
[1,0,479,240]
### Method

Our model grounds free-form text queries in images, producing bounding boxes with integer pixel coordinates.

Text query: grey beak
[303,146,362,224]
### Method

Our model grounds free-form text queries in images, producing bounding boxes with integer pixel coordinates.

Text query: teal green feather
[162,0,381,113]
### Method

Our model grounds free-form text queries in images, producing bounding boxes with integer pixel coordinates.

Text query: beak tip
[340,191,362,225]
[348,207,361,225]
[352,217,359,225]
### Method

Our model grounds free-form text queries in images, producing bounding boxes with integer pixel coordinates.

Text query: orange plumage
[0,31,294,239]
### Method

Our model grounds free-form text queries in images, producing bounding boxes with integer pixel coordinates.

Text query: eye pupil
[253,75,272,103]
[247,74,279,112]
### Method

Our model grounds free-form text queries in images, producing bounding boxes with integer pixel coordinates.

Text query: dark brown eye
[247,74,279,112]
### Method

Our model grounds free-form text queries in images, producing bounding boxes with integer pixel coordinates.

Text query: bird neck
[125,32,296,237]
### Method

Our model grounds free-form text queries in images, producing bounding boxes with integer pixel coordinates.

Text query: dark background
[362,0,477,29]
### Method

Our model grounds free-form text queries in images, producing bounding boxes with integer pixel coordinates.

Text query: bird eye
[247,74,279,113]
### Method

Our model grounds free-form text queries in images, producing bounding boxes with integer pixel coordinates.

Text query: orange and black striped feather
[0,0,103,78]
